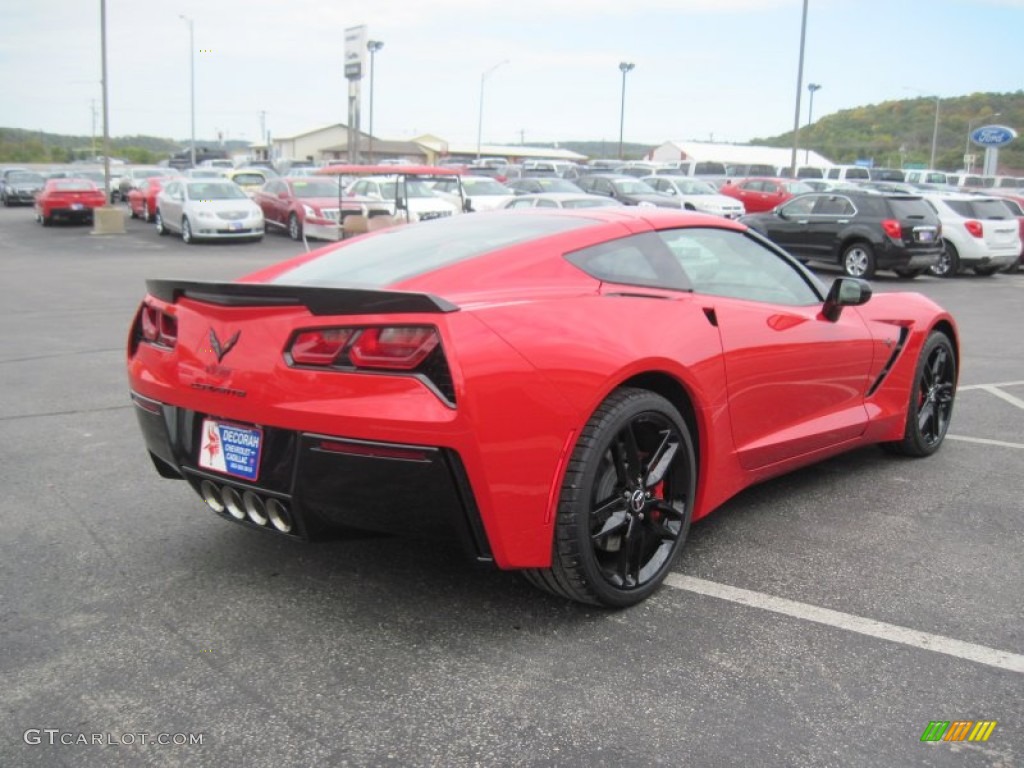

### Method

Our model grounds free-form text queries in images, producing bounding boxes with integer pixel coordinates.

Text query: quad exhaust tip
[199,480,294,534]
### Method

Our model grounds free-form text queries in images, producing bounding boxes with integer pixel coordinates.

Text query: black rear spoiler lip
[145,279,459,315]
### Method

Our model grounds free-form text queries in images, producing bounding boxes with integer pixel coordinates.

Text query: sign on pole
[345,25,367,80]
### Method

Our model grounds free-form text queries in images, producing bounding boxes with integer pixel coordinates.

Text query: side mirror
[776,208,787,219]
[822,277,872,322]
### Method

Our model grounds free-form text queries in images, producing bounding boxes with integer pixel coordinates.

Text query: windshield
[676,180,716,195]
[231,173,266,186]
[290,179,341,198]
[535,179,579,192]
[464,179,508,195]
[10,172,44,184]
[186,182,248,200]
[563,197,620,208]
[53,181,97,191]
[377,180,438,199]
[613,179,657,195]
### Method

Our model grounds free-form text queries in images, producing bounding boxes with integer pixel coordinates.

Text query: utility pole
[789,0,809,176]
[259,110,267,158]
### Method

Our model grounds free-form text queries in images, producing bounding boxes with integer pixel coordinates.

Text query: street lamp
[366,40,384,163]
[965,111,1000,173]
[789,0,809,176]
[179,15,195,167]
[476,59,508,161]
[805,82,821,164]
[617,61,635,160]
[903,88,941,169]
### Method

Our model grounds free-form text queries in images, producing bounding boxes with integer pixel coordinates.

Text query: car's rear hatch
[887,196,940,247]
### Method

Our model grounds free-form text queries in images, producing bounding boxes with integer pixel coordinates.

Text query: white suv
[921,193,1021,276]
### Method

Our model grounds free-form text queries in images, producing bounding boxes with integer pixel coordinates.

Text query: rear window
[693,162,726,176]
[965,200,1014,219]
[274,213,592,287]
[886,197,933,220]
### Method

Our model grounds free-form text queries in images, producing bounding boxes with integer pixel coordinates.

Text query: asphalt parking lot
[1,205,1021,768]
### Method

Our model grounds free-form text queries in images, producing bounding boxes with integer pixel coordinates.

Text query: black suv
[576,174,681,208]
[740,190,942,278]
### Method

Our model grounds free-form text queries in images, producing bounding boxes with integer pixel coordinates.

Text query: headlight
[197,210,216,219]
[302,204,316,217]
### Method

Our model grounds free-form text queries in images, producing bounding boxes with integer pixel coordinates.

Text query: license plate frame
[198,419,263,481]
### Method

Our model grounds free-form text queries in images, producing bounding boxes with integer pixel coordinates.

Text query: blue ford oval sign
[970,125,1017,148]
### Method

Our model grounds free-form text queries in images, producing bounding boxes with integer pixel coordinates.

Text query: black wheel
[894,268,924,279]
[973,265,1000,276]
[930,242,959,277]
[287,213,301,240]
[883,332,956,457]
[181,217,194,244]
[1002,256,1021,274]
[154,209,167,235]
[143,201,151,223]
[523,388,696,607]
[842,241,876,278]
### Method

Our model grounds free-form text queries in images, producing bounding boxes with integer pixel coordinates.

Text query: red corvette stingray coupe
[35,178,107,225]
[127,209,958,606]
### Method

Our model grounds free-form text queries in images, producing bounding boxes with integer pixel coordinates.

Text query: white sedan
[642,176,746,219]
[433,175,513,211]
[155,179,265,244]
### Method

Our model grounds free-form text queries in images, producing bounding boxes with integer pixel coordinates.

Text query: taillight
[289,329,355,365]
[286,325,452,402]
[349,327,439,370]
[881,219,903,239]
[964,220,984,238]
[136,302,177,348]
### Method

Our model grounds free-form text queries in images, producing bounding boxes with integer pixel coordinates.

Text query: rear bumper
[130,391,493,562]
[875,242,942,270]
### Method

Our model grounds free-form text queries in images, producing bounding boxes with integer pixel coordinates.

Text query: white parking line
[947,435,1024,450]
[958,380,1024,391]
[976,385,1024,411]
[664,575,1024,675]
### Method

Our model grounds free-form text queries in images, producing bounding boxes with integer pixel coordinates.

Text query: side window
[659,228,821,306]
[596,180,612,195]
[827,168,840,179]
[565,232,691,291]
[536,198,558,208]
[847,168,870,180]
[508,198,534,208]
[811,195,854,216]
[783,195,818,216]
[741,181,761,192]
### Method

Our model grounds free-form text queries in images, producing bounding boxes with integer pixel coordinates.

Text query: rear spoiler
[145,279,459,315]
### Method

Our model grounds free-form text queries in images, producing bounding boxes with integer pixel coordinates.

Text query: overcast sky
[1,0,1021,150]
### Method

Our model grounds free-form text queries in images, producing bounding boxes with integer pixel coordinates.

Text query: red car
[252,176,389,241]
[34,179,107,225]
[127,209,958,607]
[719,177,815,213]
[128,176,177,222]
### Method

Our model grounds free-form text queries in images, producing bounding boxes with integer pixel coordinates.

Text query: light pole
[929,96,940,170]
[617,62,635,160]
[366,40,384,164]
[965,112,1000,173]
[805,82,821,164]
[179,15,195,167]
[476,59,508,161]
[789,0,809,176]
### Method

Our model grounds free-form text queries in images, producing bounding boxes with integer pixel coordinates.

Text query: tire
[1002,256,1021,274]
[883,332,956,457]
[894,268,924,279]
[522,388,696,607]
[181,217,194,244]
[930,242,959,277]
[973,265,1000,276]
[154,209,167,235]
[287,213,301,241]
[842,241,876,278]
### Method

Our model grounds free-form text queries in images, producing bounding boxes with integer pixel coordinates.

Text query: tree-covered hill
[752,91,1024,173]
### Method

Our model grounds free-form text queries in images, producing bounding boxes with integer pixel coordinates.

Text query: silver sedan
[155,180,265,244]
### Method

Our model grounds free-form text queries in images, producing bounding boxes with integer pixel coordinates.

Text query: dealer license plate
[71,203,84,211]
[230,221,243,231]
[198,419,263,481]
[916,229,934,242]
